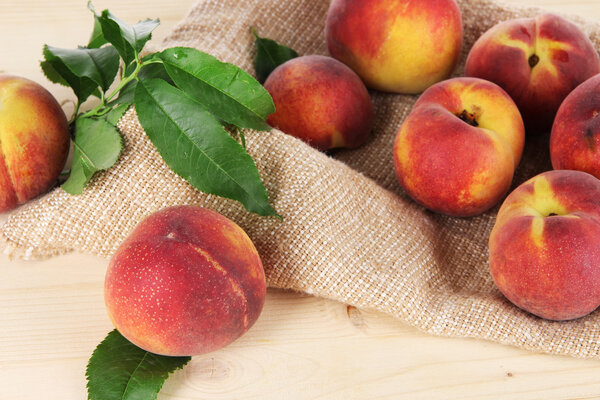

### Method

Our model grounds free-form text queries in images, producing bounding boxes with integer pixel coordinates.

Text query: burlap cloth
[3,0,600,359]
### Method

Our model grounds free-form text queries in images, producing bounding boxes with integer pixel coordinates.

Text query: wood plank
[3,253,600,399]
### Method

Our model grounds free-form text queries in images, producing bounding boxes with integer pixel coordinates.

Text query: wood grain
[2,1,600,399]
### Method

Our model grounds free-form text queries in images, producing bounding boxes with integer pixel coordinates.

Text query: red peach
[325,0,463,94]
[104,205,266,356]
[393,77,525,217]
[465,14,600,133]
[264,55,373,151]
[489,170,600,321]
[550,73,600,178]
[0,75,69,212]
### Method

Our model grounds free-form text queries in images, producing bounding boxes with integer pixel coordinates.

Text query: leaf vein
[121,351,150,400]
[72,139,99,170]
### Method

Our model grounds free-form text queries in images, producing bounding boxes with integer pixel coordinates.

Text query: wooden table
[2,1,600,398]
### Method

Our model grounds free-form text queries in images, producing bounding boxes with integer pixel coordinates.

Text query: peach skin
[465,14,600,134]
[489,170,600,321]
[264,55,373,151]
[325,0,463,94]
[394,77,525,217]
[105,205,266,356]
[550,73,600,179]
[0,75,69,212]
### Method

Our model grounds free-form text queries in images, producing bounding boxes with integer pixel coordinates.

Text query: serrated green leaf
[86,330,190,400]
[62,116,122,194]
[40,59,70,87]
[252,28,298,83]
[159,47,275,131]
[91,3,159,66]
[44,44,119,91]
[87,17,107,48]
[41,44,118,104]
[134,78,278,217]
[105,103,130,125]
[42,46,99,102]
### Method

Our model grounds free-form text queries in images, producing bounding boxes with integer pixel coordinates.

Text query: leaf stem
[80,59,144,118]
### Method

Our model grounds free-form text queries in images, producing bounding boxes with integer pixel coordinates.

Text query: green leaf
[86,330,190,400]
[42,46,99,102]
[159,47,275,131]
[134,78,278,217]
[104,103,130,125]
[42,44,119,102]
[62,116,122,194]
[252,28,298,83]
[45,44,119,91]
[90,2,159,65]
[40,58,70,87]
[87,17,107,48]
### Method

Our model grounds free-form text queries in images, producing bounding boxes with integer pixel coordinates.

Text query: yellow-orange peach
[489,170,600,321]
[105,206,266,356]
[0,75,69,212]
[550,74,600,178]
[264,55,373,150]
[394,77,525,217]
[465,14,600,133]
[325,0,463,94]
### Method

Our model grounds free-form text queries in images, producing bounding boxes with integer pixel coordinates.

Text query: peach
[489,170,600,321]
[465,14,600,133]
[0,75,69,212]
[104,205,266,356]
[550,73,600,178]
[325,0,463,94]
[263,55,373,150]
[393,77,525,217]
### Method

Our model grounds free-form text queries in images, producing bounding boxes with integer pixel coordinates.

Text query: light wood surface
[2,1,600,399]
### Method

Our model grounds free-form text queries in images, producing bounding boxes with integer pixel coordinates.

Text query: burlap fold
[3,0,600,358]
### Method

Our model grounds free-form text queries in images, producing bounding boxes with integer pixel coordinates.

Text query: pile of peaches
[265,0,600,323]
[3,0,600,359]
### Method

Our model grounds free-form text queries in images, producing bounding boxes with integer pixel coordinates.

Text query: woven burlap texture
[3,0,600,358]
